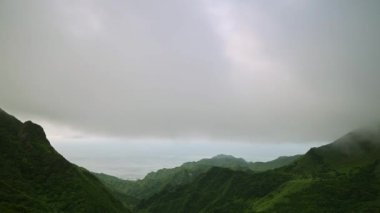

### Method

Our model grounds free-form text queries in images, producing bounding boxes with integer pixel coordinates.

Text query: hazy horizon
[4,108,326,180]
[51,137,324,180]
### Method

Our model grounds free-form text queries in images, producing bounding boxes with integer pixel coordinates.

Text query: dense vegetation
[137,168,292,213]
[132,126,380,212]
[0,108,130,213]
[94,153,300,206]
[272,161,380,212]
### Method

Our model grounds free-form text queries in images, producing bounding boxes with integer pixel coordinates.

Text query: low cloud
[1,0,380,142]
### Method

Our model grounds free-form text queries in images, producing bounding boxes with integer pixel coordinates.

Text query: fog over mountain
[1,0,380,142]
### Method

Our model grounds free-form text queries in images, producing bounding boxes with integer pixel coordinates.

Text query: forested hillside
[0,108,130,213]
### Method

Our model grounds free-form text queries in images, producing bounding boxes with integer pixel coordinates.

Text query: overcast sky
[1,0,380,178]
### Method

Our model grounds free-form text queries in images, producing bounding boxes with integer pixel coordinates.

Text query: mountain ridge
[135,126,380,212]
[2,107,380,212]
[94,153,301,211]
[0,108,130,213]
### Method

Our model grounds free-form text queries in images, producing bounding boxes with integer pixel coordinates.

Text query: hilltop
[0,108,130,213]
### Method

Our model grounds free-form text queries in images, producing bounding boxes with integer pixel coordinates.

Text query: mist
[1,0,380,178]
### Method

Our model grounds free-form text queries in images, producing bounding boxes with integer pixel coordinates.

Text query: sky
[1,0,380,179]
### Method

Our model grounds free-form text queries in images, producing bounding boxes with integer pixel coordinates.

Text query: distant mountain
[94,153,300,210]
[94,154,249,201]
[0,108,130,213]
[136,127,380,213]
[181,154,251,169]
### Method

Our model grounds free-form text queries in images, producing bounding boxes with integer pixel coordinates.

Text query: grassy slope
[269,161,380,213]
[136,126,380,213]
[249,155,302,172]
[257,127,380,212]
[252,178,313,212]
[137,161,380,213]
[94,154,300,206]
[137,168,292,213]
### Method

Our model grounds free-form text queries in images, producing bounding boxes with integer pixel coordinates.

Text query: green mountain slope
[249,155,301,171]
[136,126,380,213]
[94,154,300,205]
[0,108,130,213]
[137,167,292,213]
[293,127,380,173]
[268,161,380,212]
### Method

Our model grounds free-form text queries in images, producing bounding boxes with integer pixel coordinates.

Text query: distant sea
[52,137,323,180]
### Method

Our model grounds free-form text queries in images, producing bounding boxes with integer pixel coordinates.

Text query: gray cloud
[1,0,380,142]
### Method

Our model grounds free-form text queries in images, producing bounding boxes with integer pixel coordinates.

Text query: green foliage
[252,178,313,212]
[0,109,130,213]
[94,153,300,206]
[249,155,301,172]
[269,161,380,213]
[135,126,380,213]
[92,173,140,210]
[137,168,291,213]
